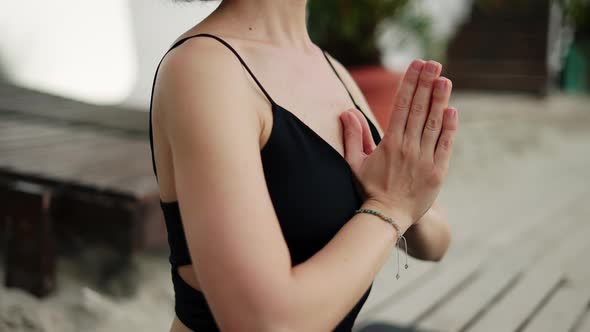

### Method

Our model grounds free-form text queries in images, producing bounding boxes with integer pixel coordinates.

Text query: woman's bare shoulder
[156,33,251,98]
[152,33,263,143]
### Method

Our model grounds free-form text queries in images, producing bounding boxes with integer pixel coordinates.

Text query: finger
[421,77,452,158]
[386,60,425,141]
[350,107,376,154]
[434,107,458,170]
[403,60,442,146]
[340,110,363,169]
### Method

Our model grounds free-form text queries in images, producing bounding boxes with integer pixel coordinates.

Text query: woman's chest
[260,109,363,264]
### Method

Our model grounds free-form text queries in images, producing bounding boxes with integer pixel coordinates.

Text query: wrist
[361,199,413,236]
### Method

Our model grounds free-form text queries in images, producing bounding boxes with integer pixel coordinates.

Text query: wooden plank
[0,84,147,135]
[521,283,590,332]
[470,263,561,332]
[357,180,590,327]
[357,248,484,328]
[0,125,60,142]
[0,118,155,198]
[574,310,590,332]
[0,139,119,183]
[0,132,106,161]
[558,241,590,332]
[0,123,93,151]
[0,133,80,152]
[401,189,588,329]
[0,170,140,203]
[416,192,589,332]
[564,250,590,286]
[466,212,590,332]
[457,165,590,250]
[416,263,520,332]
[357,256,436,322]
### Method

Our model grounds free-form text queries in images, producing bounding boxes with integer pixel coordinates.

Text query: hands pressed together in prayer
[341,60,457,260]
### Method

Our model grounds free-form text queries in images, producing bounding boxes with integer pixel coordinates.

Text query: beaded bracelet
[354,208,409,280]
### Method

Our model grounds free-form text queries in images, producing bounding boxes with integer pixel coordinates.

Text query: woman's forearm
[282,200,413,331]
[404,203,451,261]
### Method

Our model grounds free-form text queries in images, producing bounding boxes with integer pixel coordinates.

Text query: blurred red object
[349,65,402,132]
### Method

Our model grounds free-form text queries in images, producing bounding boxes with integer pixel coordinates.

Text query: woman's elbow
[220,309,295,332]
[236,292,300,332]
[433,221,452,262]
[251,292,326,332]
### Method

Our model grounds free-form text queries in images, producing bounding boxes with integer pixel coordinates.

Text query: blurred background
[0,0,589,331]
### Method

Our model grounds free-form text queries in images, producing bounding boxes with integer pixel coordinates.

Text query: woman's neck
[210,0,312,51]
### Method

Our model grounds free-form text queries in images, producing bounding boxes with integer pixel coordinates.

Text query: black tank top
[148,33,383,331]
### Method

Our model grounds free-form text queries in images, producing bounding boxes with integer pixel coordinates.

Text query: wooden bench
[0,84,166,297]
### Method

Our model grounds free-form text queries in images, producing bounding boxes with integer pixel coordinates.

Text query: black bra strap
[148,33,277,181]
[321,50,383,144]
[321,50,361,110]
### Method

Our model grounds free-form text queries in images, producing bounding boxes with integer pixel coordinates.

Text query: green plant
[306,0,417,67]
[561,0,590,33]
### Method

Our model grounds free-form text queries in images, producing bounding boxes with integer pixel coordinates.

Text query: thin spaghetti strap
[175,33,276,106]
[321,49,383,144]
[321,50,361,111]
[148,33,277,181]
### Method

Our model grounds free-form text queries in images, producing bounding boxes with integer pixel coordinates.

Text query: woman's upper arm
[155,40,293,330]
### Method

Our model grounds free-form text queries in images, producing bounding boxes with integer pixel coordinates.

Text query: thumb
[340,110,363,170]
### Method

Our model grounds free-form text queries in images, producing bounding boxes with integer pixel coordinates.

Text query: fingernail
[425,62,438,74]
[411,60,424,72]
[347,111,356,122]
[434,78,447,91]
[449,108,457,118]
[343,111,351,122]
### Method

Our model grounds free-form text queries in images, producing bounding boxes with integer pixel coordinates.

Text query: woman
[149,0,458,331]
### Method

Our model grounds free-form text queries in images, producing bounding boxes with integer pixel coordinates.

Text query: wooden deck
[353,94,590,332]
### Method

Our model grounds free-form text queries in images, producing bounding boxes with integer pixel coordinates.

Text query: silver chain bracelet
[354,208,409,280]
